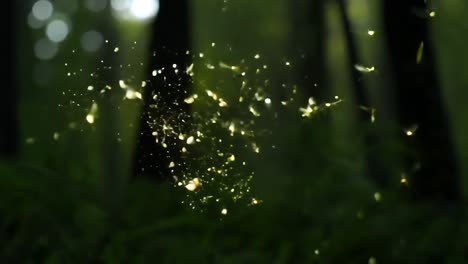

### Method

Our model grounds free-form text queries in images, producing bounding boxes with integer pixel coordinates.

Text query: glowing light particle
[405,125,418,136]
[186,63,194,76]
[429,11,436,17]
[152,70,157,76]
[125,90,142,100]
[227,154,235,162]
[249,105,260,117]
[184,96,195,104]
[53,132,60,140]
[86,102,98,124]
[87,85,94,91]
[416,41,424,64]
[354,64,375,73]
[401,176,408,184]
[254,54,260,59]
[185,178,200,191]
[119,80,127,89]
[367,30,375,36]
[218,99,228,107]
[186,136,195,145]
[221,208,228,215]
[300,106,314,118]
[264,98,272,105]
[369,257,377,264]
[228,123,235,135]
[252,143,260,153]
[374,192,381,202]
[168,161,175,168]
[308,97,316,105]
[114,47,119,53]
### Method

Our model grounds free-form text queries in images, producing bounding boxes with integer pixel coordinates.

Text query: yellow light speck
[218,99,228,107]
[300,106,314,117]
[125,90,142,100]
[114,47,119,53]
[265,98,272,104]
[325,103,331,107]
[184,96,196,104]
[416,41,424,64]
[227,154,235,162]
[186,136,195,145]
[314,249,320,255]
[211,42,216,47]
[254,54,260,59]
[374,192,381,202]
[86,114,95,124]
[368,30,375,36]
[221,208,228,215]
[87,85,94,91]
[53,132,60,140]
[429,11,436,17]
[285,61,290,66]
[185,178,201,191]
[182,147,187,153]
[25,137,35,144]
[186,63,194,76]
[249,105,260,117]
[252,143,260,153]
[169,161,175,168]
[86,102,98,124]
[199,53,204,58]
[369,257,377,264]
[354,64,375,73]
[152,70,157,76]
[119,80,126,89]
[229,123,235,135]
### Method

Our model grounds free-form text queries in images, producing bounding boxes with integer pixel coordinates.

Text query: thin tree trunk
[1,1,17,157]
[133,0,191,179]
[383,0,460,200]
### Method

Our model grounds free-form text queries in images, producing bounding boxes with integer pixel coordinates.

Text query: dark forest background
[2,0,468,263]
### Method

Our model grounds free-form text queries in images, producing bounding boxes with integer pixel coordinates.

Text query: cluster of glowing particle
[60,41,344,214]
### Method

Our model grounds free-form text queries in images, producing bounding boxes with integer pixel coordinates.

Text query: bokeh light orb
[32,0,54,21]
[46,19,69,43]
[111,0,159,21]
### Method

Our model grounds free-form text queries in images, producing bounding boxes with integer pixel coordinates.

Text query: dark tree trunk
[289,0,328,101]
[133,0,191,179]
[1,1,17,158]
[336,0,397,187]
[383,0,460,200]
